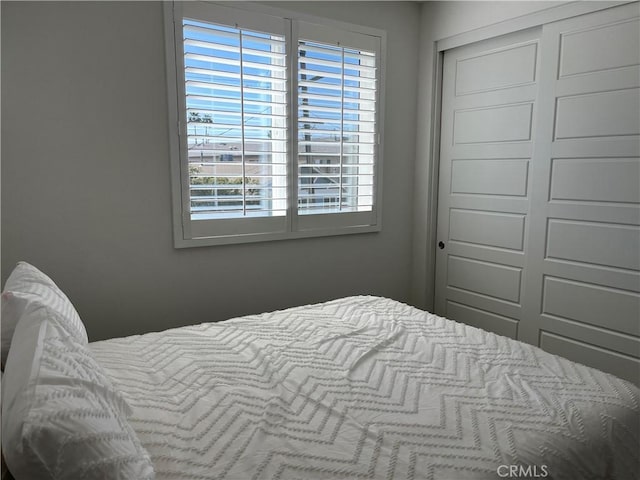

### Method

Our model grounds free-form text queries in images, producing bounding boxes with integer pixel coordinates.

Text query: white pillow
[1,303,155,480]
[1,262,88,366]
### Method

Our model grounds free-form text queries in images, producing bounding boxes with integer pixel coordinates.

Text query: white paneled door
[435,2,640,384]
[435,27,542,339]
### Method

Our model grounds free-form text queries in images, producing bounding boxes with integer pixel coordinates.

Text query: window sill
[173,223,381,248]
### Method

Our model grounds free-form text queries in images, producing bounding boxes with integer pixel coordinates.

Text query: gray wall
[1,1,420,341]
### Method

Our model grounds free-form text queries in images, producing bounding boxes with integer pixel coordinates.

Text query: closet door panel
[434,28,541,339]
[449,209,526,251]
[558,17,639,76]
[550,157,640,203]
[542,276,640,336]
[545,220,640,270]
[451,159,529,196]
[539,332,640,382]
[521,2,640,384]
[446,301,519,338]
[554,88,639,139]
[455,42,537,94]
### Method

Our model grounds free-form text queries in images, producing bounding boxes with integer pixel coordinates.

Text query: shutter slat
[186,80,286,97]
[187,135,286,144]
[185,53,287,73]
[298,80,375,95]
[187,122,287,132]
[187,108,287,121]
[185,67,287,87]
[186,94,286,108]
[184,23,284,46]
[299,57,376,76]
[184,39,286,62]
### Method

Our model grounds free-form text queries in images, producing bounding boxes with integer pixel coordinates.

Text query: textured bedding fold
[90,296,640,480]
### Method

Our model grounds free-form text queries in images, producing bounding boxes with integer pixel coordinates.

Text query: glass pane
[183,19,287,220]
[297,39,376,215]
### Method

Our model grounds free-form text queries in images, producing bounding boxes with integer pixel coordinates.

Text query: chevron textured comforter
[90,296,640,480]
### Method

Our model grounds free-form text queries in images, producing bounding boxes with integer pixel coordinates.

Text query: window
[165,2,384,247]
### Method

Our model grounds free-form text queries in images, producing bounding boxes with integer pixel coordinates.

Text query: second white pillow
[1,262,88,366]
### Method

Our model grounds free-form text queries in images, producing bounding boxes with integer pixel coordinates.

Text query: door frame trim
[437,1,631,52]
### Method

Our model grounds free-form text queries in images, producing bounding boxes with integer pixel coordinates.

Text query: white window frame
[164,1,386,248]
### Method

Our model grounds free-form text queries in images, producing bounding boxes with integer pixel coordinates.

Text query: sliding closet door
[435,3,639,383]
[434,28,541,338]
[520,3,640,383]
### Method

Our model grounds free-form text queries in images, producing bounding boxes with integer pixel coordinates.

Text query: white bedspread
[90,296,640,479]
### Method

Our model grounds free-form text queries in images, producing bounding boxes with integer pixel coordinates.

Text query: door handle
[438,241,445,250]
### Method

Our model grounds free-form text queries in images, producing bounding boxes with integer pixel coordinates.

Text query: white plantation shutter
[295,22,380,232]
[167,3,383,246]
[177,4,290,239]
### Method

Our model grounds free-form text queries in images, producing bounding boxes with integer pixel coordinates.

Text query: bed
[2,263,639,480]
